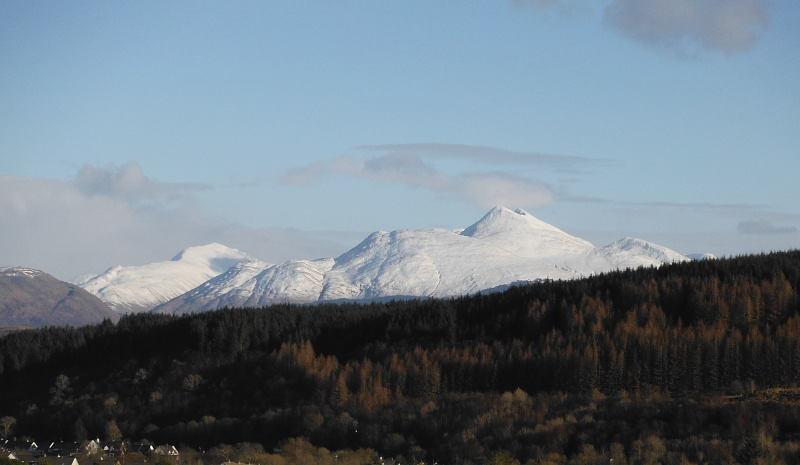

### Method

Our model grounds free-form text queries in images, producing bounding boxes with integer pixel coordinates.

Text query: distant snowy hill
[595,237,690,269]
[152,207,690,315]
[76,243,253,314]
[152,258,333,314]
[0,267,117,327]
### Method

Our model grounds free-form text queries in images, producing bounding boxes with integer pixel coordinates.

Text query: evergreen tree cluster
[1,251,799,464]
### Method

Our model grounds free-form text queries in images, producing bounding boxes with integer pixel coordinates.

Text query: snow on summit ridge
[1,266,46,278]
[170,242,253,271]
[149,207,691,315]
[598,237,688,268]
[461,206,595,259]
[76,243,252,314]
[461,206,565,237]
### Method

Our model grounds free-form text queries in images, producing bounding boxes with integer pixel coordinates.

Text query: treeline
[1,251,799,464]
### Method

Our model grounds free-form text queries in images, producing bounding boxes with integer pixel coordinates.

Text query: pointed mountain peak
[461,206,565,238]
[459,207,595,259]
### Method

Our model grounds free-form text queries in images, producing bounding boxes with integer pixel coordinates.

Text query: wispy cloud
[281,153,557,209]
[0,166,353,280]
[560,192,768,213]
[281,149,557,210]
[74,162,210,205]
[604,0,769,57]
[618,200,767,217]
[458,172,554,209]
[738,220,798,235]
[357,143,610,172]
[281,153,448,188]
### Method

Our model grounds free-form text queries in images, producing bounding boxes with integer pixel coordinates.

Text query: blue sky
[1,0,798,280]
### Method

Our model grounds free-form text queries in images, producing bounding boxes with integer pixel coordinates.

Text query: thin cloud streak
[569,194,800,225]
[738,220,798,235]
[281,151,556,210]
[357,143,612,172]
[619,200,768,215]
[560,192,767,213]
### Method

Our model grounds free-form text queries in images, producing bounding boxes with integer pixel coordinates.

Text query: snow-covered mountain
[595,237,691,269]
[76,243,253,314]
[152,207,690,315]
[153,258,334,314]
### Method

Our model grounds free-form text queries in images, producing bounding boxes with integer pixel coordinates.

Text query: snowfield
[148,207,689,315]
[75,243,253,314]
[77,207,692,315]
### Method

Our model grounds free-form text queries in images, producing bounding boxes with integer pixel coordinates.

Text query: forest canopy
[1,250,799,464]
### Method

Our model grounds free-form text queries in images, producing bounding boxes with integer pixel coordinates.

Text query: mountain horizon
[74,243,253,314]
[3,206,700,326]
[150,206,691,315]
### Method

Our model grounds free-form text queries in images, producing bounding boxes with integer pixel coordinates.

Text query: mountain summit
[146,207,689,315]
[462,206,568,237]
[461,207,595,258]
[76,243,253,314]
[1,267,117,327]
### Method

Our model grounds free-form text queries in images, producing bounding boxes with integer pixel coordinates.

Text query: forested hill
[1,250,800,464]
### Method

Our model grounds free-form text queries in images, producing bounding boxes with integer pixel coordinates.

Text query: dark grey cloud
[604,0,769,56]
[738,220,798,235]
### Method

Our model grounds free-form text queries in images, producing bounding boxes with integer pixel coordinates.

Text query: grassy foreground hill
[1,251,799,464]
[0,267,118,327]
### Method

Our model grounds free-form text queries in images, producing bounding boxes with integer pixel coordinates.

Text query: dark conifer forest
[2,251,800,464]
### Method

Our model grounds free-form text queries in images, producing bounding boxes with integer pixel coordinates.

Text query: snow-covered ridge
[147,206,692,315]
[0,266,46,278]
[76,243,253,314]
[596,237,689,268]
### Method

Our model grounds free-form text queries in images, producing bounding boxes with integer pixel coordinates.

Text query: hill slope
[0,267,117,327]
